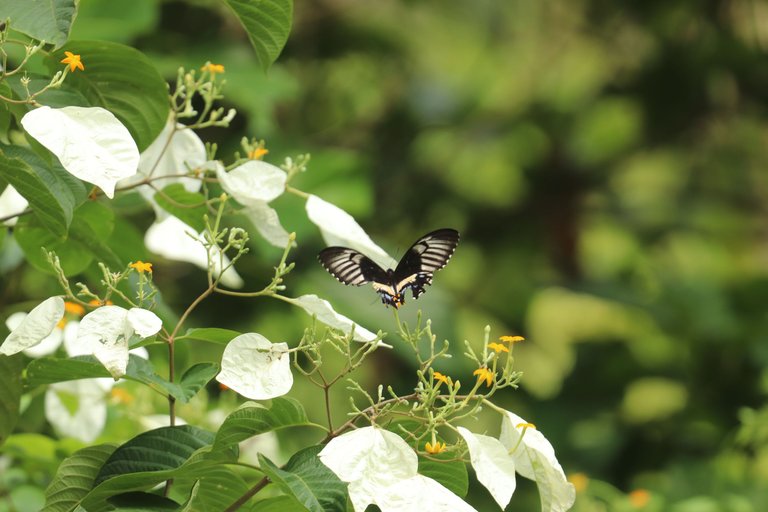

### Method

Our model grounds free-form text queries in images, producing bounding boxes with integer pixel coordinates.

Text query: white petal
[126,308,162,338]
[5,311,64,358]
[0,185,28,226]
[1,297,64,356]
[63,320,86,356]
[306,195,397,269]
[21,106,139,198]
[217,160,286,205]
[45,379,108,443]
[319,426,417,484]
[144,216,244,288]
[457,427,517,509]
[76,306,130,378]
[281,294,383,345]
[500,411,576,512]
[375,475,477,512]
[215,333,293,400]
[244,201,293,248]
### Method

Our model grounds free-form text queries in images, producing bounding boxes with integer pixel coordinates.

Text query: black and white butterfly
[318,228,460,308]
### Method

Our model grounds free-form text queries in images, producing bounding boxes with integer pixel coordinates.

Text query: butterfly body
[318,228,460,308]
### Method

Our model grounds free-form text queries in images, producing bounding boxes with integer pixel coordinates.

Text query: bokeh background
[5,0,768,510]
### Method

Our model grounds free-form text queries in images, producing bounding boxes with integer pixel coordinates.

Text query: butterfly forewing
[393,228,460,299]
[318,247,389,286]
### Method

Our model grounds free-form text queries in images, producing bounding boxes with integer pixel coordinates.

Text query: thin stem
[223,476,270,512]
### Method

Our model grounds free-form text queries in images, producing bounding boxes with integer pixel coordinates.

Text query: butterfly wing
[393,228,460,299]
[318,247,389,286]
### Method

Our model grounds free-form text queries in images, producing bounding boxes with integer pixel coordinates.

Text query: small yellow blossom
[568,472,589,493]
[425,441,446,455]
[473,367,495,387]
[629,489,650,508]
[130,261,153,273]
[433,371,452,387]
[201,62,225,76]
[248,147,269,160]
[56,318,68,329]
[487,342,509,354]
[64,301,86,316]
[60,51,84,72]
[499,335,525,343]
[89,299,114,307]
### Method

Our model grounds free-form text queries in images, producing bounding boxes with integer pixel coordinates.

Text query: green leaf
[418,454,468,498]
[178,363,220,402]
[224,0,293,72]
[49,41,168,151]
[15,200,117,275]
[172,466,253,512]
[251,496,307,512]
[5,75,91,110]
[25,356,111,388]
[107,492,180,510]
[41,444,118,512]
[259,446,347,512]
[0,145,83,236]
[95,425,216,486]
[214,397,322,450]
[176,327,241,345]
[0,354,24,447]
[0,0,77,48]
[154,184,208,233]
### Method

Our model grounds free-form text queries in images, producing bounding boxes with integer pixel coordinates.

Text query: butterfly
[318,228,460,308]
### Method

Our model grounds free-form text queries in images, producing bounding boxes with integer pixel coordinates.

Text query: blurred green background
[5,0,768,510]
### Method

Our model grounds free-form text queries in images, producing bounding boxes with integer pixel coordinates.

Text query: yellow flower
[60,51,84,72]
[433,371,452,387]
[568,472,589,493]
[201,62,225,76]
[425,441,446,455]
[629,489,650,508]
[89,299,113,307]
[110,387,134,405]
[64,301,85,316]
[473,367,495,387]
[499,335,525,343]
[130,261,153,273]
[248,147,269,160]
[487,342,509,353]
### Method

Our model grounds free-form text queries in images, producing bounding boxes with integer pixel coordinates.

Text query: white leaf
[126,308,162,338]
[281,294,384,345]
[120,118,206,217]
[374,475,478,512]
[21,106,139,198]
[244,201,293,248]
[306,194,397,269]
[457,426,517,509]
[319,426,417,483]
[217,160,286,205]
[0,297,64,355]
[45,379,109,443]
[144,215,244,289]
[76,306,131,378]
[500,411,576,512]
[4,311,63,358]
[0,185,28,226]
[216,333,293,400]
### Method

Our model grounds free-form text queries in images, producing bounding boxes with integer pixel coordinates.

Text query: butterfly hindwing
[393,228,460,299]
[318,247,389,286]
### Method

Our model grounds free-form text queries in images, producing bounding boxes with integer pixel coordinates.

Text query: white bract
[243,201,293,248]
[76,306,162,378]
[319,426,474,512]
[21,106,139,198]
[0,297,64,356]
[499,411,576,512]
[281,294,384,345]
[216,333,293,400]
[457,427,517,509]
[0,185,28,226]
[306,194,398,270]
[144,215,244,288]
[217,160,287,205]
[120,118,206,217]
[45,379,112,443]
